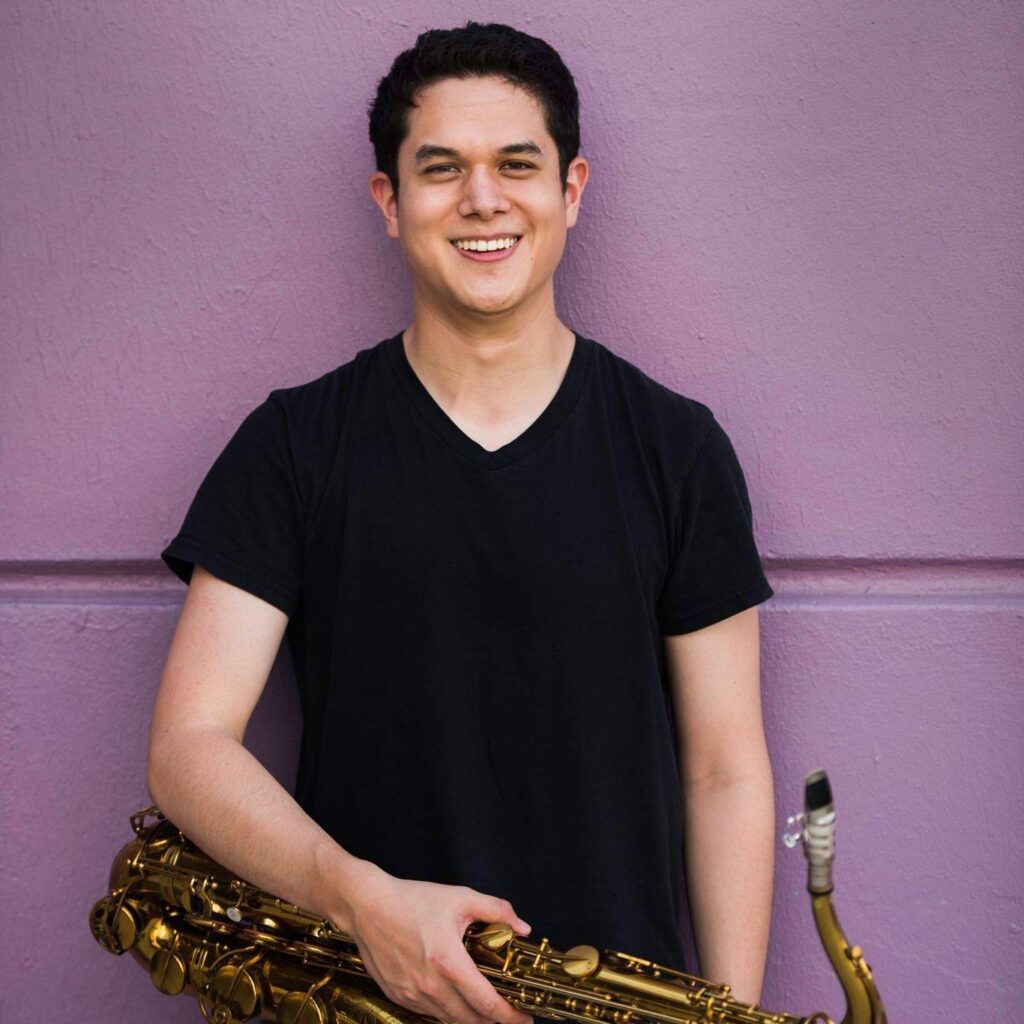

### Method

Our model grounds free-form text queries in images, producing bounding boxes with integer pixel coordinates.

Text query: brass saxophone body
[89,769,886,1024]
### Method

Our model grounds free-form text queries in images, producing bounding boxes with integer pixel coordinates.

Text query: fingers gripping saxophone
[89,769,887,1024]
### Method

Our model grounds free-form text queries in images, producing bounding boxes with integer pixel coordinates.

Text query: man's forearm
[682,766,775,1005]
[147,724,384,931]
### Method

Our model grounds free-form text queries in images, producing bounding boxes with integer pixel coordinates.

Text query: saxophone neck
[783,770,888,1024]
[810,894,887,1024]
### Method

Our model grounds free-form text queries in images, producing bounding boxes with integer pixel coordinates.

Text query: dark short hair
[367,21,581,200]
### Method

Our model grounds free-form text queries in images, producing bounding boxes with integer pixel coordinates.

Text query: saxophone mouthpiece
[802,769,836,896]
[804,770,833,814]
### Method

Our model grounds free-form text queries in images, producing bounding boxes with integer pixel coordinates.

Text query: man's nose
[459,167,510,214]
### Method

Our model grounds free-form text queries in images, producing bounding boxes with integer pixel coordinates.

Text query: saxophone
[89,768,886,1024]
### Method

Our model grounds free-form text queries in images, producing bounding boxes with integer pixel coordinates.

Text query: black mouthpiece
[804,769,833,813]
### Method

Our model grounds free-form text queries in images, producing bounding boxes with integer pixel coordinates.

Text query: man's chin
[452,289,522,316]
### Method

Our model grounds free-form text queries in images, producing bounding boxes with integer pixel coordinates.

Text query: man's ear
[564,155,589,230]
[369,171,400,239]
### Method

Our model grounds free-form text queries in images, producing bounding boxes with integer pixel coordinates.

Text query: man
[151,21,776,1024]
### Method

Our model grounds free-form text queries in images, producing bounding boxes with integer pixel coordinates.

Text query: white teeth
[453,236,519,252]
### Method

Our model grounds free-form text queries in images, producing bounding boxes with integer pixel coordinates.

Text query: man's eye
[425,162,534,174]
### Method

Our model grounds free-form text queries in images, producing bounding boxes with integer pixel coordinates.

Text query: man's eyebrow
[413,140,544,165]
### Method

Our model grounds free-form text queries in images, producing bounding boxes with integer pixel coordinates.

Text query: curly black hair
[367,21,581,201]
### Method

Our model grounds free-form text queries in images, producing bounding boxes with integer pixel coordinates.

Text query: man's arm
[663,605,774,1005]
[147,564,381,928]
[148,564,533,1024]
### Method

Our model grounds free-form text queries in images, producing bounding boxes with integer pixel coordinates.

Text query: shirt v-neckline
[384,328,594,471]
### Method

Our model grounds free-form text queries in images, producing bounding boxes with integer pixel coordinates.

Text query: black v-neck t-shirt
[161,328,774,973]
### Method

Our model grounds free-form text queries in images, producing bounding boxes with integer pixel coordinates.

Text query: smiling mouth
[449,236,523,262]
[450,235,522,252]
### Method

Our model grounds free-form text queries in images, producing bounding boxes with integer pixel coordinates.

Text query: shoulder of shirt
[240,340,383,511]
[254,336,389,438]
[590,337,718,461]
[265,338,376,407]
[242,338,387,485]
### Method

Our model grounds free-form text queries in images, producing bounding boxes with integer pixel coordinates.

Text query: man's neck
[400,311,577,452]
[401,313,575,413]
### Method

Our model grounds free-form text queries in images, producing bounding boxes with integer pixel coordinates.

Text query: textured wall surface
[2,1,1022,1020]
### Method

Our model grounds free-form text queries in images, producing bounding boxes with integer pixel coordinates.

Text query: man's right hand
[339,870,535,1024]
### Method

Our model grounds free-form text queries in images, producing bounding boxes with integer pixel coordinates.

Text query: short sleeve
[657,409,774,635]
[160,391,304,616]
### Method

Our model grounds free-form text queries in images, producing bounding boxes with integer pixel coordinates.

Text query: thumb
[469,891,532,936]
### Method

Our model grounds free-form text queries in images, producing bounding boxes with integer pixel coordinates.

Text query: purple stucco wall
[2,3,1021,1020]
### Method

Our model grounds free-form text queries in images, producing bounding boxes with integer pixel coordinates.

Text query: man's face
[370,75,588,322]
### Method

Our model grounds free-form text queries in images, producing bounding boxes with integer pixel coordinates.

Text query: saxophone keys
[149,947,188,995]
[561,945,600,979]
[89,897,138,954]
[277,990,330,1024]
[471,921,517,950]
[209,962,263,1018]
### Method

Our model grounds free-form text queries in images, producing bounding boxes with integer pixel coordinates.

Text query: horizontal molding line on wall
[0,558,1023,608]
